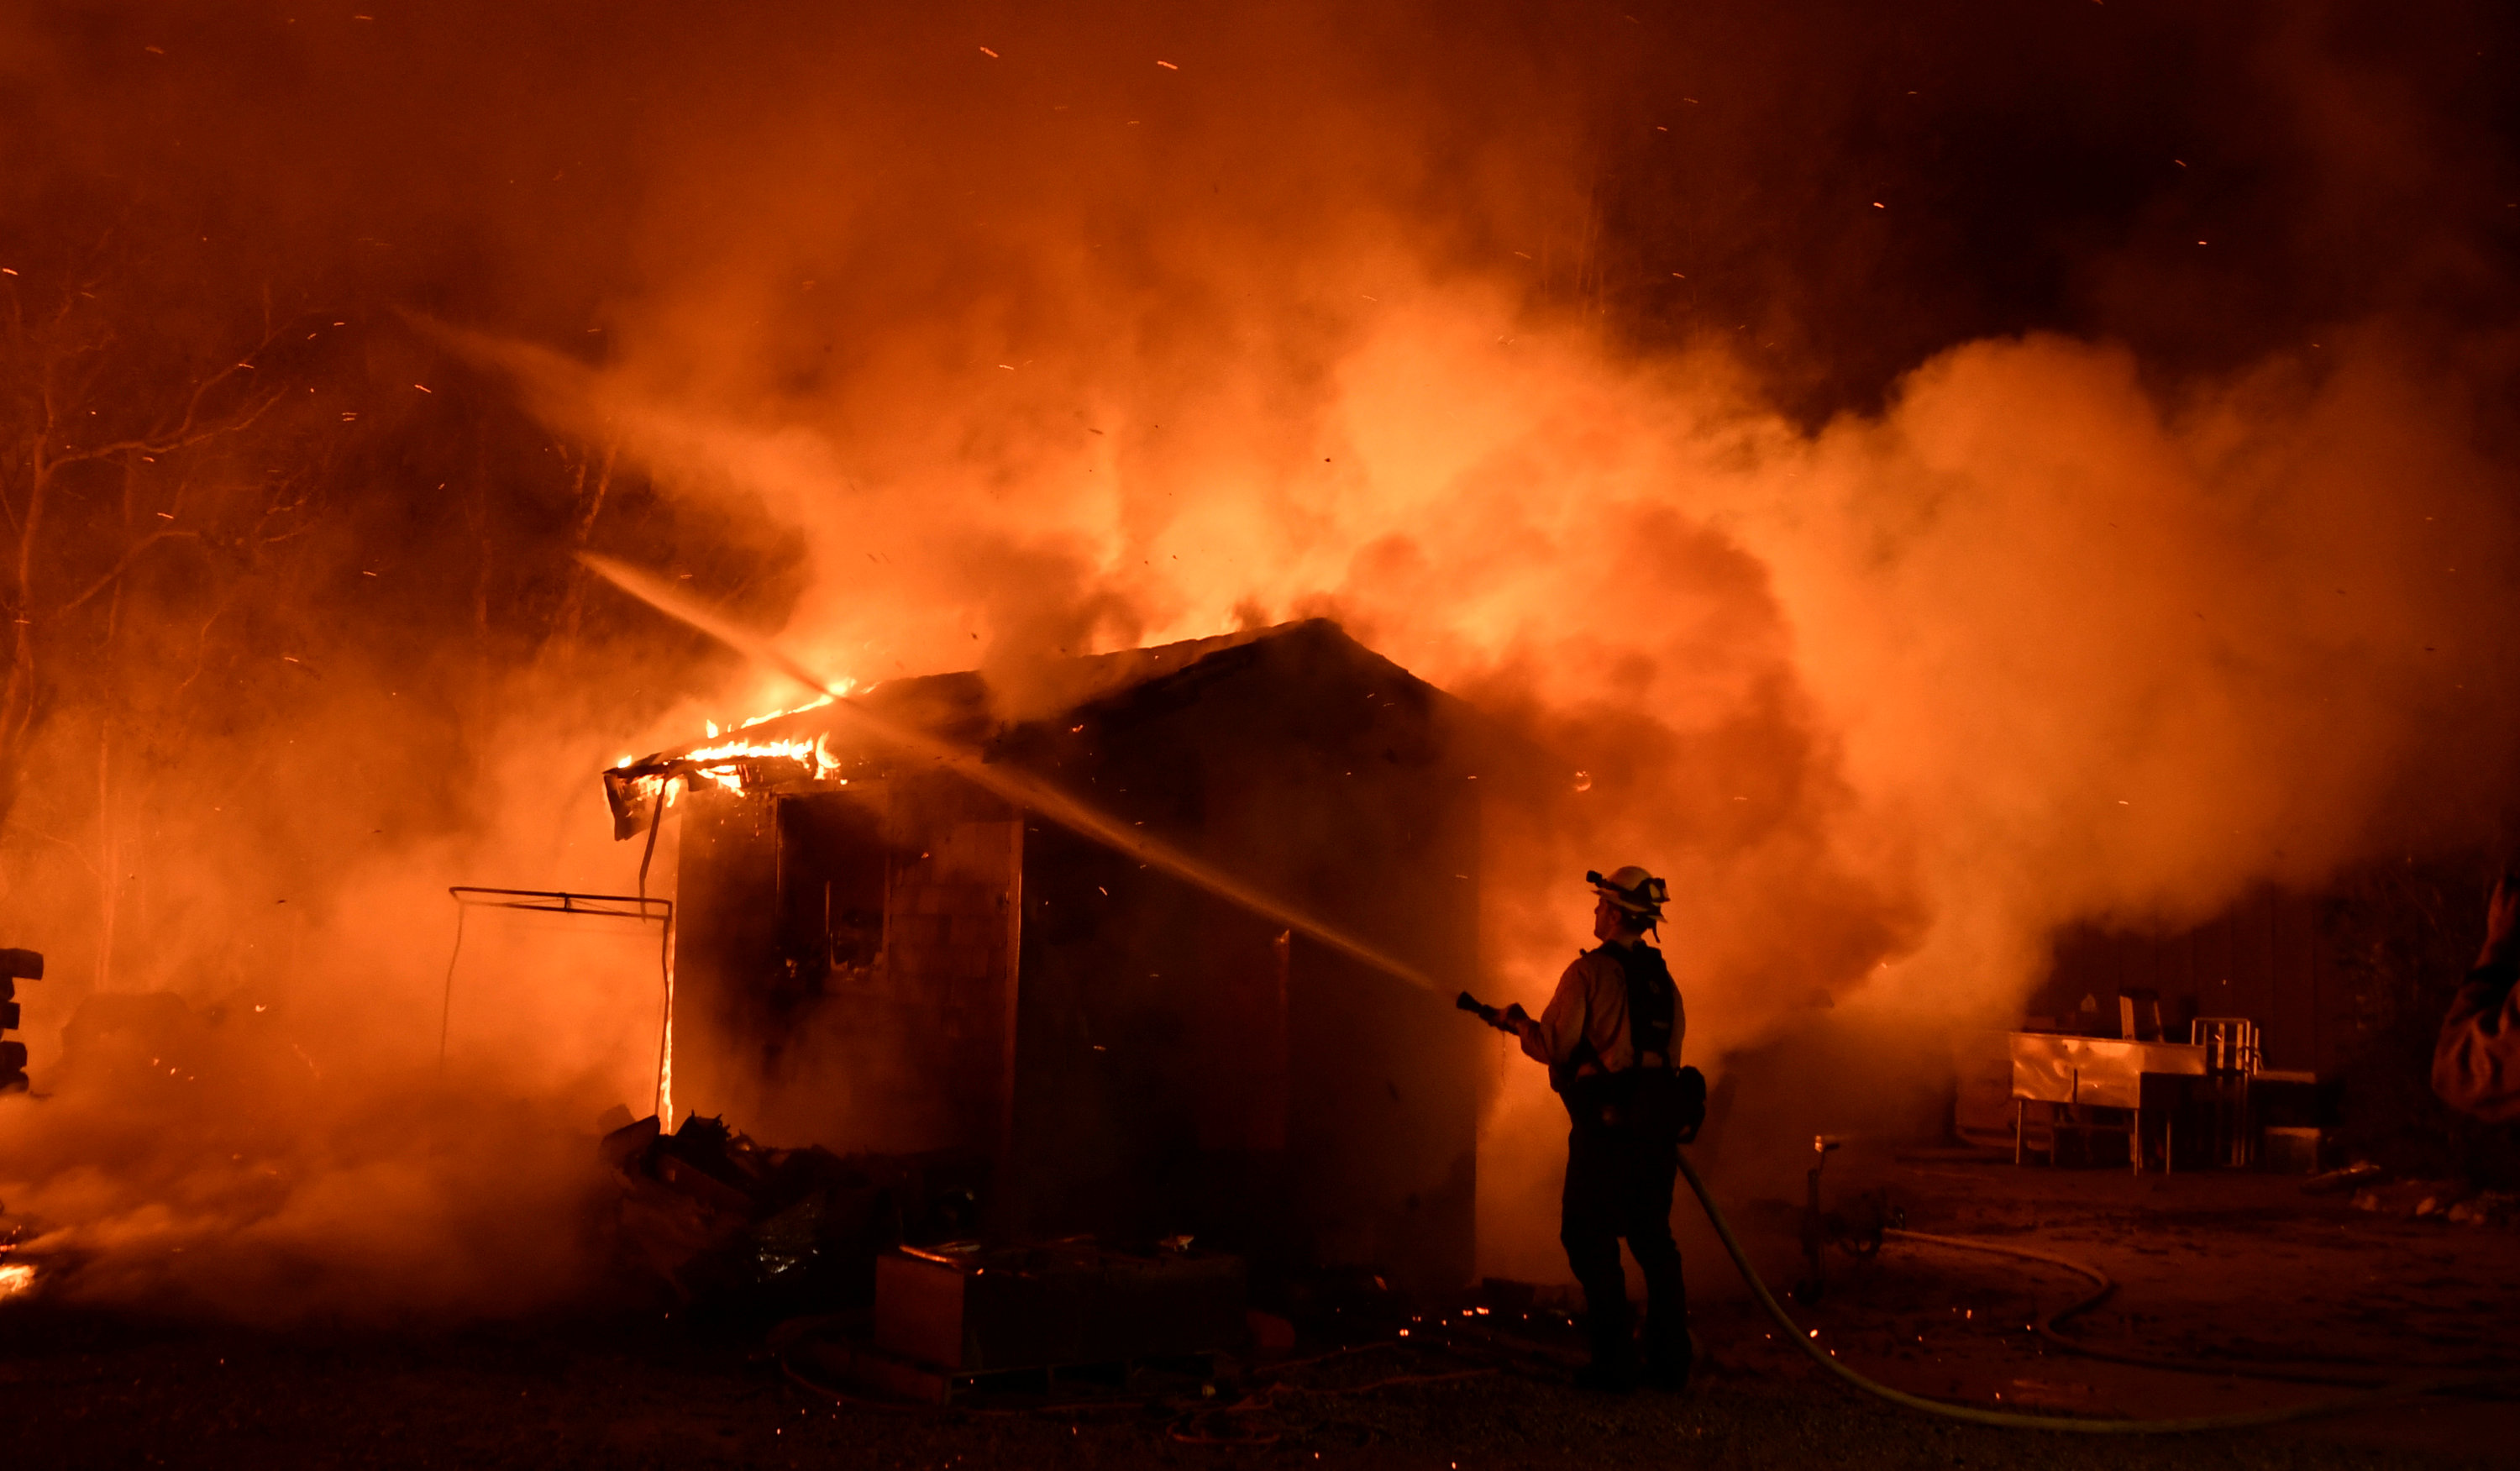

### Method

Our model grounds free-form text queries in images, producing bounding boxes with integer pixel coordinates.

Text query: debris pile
[598,1111,986,1309]
[2302,1163,2520,1227]
[2347,1178,2472,1218]
[873,1237,1247,1370]
[2443,1193,2520,1227]
[785,1236,1252,1401]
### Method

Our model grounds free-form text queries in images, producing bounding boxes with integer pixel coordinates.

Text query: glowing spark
[979,45,997,56]
[1157,60,1178,69]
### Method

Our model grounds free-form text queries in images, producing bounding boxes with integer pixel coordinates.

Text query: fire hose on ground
[1457,990,2520,1432]
[1672,1150,2520,1433]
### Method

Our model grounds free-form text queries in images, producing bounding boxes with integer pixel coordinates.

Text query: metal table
[2009,1032,2208,1174]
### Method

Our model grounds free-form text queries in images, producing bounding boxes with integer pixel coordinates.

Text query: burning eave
[604,688,880,838]
[602,743,853,840]
[598,617,1541,843]
[599,623,1323,841]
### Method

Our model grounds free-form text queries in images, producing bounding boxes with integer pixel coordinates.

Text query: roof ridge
[610,617,1352,776]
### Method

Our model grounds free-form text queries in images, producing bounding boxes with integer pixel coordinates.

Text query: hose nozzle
[1457,990,1527,1035]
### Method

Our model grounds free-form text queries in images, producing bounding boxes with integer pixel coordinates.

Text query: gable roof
[600,619,1450,838]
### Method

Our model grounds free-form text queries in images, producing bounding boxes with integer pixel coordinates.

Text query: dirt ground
[4,1153,2517,1470]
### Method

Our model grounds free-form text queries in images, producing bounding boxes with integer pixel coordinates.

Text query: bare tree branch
[49,385,293,468]
[50,530,207,617]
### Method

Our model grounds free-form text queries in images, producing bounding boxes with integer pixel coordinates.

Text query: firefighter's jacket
[2435,954,2520,1122]
[1520,943,1685,1082]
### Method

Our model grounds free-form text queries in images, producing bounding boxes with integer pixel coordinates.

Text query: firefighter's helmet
[1588,866,1667,918]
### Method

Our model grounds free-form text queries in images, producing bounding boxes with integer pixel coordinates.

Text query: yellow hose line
[1890,1228,2395,1389]
[1674,1153,2520,1433]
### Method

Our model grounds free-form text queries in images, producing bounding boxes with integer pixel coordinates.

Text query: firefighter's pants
[1561,1122,1688,1375]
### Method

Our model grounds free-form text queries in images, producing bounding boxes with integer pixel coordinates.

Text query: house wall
[669,774,1020,1158]
[1000,628,1483,1290]
[669,787,780,1129]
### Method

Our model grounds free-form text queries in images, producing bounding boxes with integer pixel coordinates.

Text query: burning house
[602,619,1488,1290]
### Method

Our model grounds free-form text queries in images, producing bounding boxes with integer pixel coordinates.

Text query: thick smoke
[3,0,2517,1309]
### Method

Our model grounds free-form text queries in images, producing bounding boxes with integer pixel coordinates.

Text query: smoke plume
[3,0,2517,1307]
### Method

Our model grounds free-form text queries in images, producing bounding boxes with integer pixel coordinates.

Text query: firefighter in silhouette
[1511,866,1690,1391]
